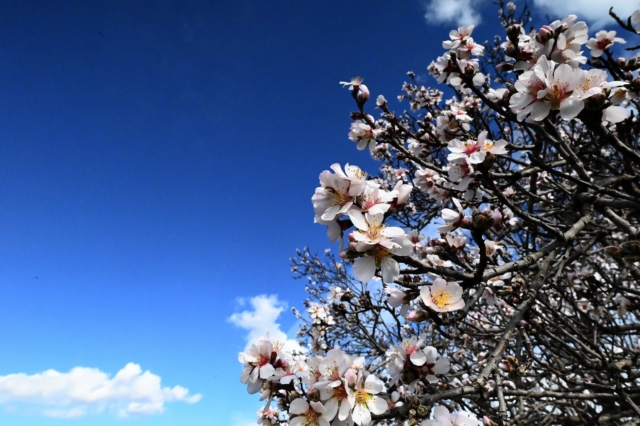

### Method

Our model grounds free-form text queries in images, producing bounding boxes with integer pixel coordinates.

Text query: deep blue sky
[0,0,626,424]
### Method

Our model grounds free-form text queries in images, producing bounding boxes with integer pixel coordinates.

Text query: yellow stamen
[355,390,372,405]
[431,289,453,308]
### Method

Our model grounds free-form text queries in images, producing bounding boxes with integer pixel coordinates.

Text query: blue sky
[0,0,635,425]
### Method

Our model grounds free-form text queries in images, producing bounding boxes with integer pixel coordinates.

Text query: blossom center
[546,80,572,108]
[462,142,479,155]
[333,385,348,401]
[595,38,611,50]
[371,246,390,264]
[303,410,321,425]
[431,289,453,308]
[355,390,373,406]
[328,188,350,206]
[366,221,384,241]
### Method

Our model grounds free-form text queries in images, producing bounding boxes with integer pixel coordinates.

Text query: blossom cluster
[240,337,390,425]
[241,5,640,425]
[312,163,413,284]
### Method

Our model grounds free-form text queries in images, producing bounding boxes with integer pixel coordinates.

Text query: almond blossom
[289,399,331,426]
[545,16,589,66]
[586,30,625,57]
[314,348,353,389]
[510,56,585,121]
[313,171,354,222]
[348,211,405,250]
[320,383,353,424]
[437,198,467,233]
[356,185,396,215]
[394,334,429,367]
[426,406,481,426]
[238,337,276,394]
[448,159,474,191]
[442,25,475,51]
[349,120,381,153]
[447,138,486,164]
[351,234,412,283]
[421,278,465,313]
[349,374,388,425]
[421,346,451,383]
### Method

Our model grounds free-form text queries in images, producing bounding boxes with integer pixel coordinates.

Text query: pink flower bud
[483,416,497,426]
[357,85,370,105]
[406,310,429,322]
[536,26,554,44]
[344,368,358,386]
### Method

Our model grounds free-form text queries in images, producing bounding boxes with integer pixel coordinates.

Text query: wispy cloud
[421,0,637,29]
[0,363,201,418]
[423,0,485,26]
[228,294,303,352]
[532,0,637,29]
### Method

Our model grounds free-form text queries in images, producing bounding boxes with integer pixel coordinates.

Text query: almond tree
[242,3,640,425]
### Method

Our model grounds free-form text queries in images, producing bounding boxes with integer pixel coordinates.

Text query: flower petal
[353,257,376,283]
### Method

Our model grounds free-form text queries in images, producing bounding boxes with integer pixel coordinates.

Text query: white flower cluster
[312,163,413,284]
[241,7,640,426]
[239,338,391,426]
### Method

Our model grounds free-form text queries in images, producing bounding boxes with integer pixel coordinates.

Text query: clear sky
[0,1,634,425]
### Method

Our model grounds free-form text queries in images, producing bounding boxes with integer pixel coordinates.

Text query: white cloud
[0,363,201,418]
[228,294,303,352]
[421,0,638,29]
[423,0,485,26]
[532,0,638,29]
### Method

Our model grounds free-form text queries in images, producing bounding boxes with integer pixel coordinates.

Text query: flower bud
[339,247,360,260]
[344,368,358,386]
[604,246,622,258]
[620,240,640,255]
[483,416,498,426]
[506,2,516,13]
[536,26,554,44]
[482,152,498,169]
[496,61,514,72]
[406,310,429,322]
[357,84,370,107]
[404,290,420,304]
[417,405,428,417]
[472,210,494,231]
[499,362,512,372]
[459,217,472,229]
[376,94,389,112]
[505,45,517,58]
[583,93,606,110]
[507,24,520,42]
